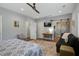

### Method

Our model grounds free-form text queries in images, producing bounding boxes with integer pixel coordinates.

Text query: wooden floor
[25,38,60,56]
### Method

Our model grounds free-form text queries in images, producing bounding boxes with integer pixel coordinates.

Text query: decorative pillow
[17,33,26,39]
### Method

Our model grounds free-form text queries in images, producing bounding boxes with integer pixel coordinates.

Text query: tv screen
[44,22,51,27]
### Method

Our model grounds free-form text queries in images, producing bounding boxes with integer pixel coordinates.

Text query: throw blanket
[62,33,70,43]
[0,39,43,56]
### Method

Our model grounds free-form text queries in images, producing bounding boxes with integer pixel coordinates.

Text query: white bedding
[0,39,43,56]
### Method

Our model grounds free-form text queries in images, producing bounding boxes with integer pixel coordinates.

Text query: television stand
[42,33,54,40]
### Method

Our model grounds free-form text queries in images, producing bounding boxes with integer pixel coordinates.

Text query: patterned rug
[26,39,58,56]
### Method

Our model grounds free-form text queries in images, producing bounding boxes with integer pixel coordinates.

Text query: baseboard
[37,38,54,41]
[27,37,30,39]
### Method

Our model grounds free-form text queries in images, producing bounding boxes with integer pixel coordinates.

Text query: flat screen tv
[44,22,51,27]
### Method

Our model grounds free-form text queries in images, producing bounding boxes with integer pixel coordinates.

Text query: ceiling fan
[26,3,40,14]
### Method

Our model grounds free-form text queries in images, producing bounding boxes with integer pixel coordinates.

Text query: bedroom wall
[37,14,72,38]
[25,20,37,39]
[0,16,2,40]
[37,20,56,38]
[0,7,34,40]
[71,4,79,37]
[29,20,37,39]
[78,14,79,37]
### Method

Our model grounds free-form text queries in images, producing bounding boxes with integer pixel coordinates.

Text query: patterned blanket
[0,39,43,56]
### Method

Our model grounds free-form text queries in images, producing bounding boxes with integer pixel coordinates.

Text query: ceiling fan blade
[33,3,36,8]
[34,8,40,14]
[26,3,40,14]
[27,3,33,8]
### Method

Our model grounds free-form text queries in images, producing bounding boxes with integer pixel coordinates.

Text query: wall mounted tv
[44,22,52,27]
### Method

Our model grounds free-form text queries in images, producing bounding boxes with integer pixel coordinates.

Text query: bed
[0,39,43,56]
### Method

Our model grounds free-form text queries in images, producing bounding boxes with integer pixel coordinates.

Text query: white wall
[25,21,29,38]
[29,20,37,39]
[0,16,2,40]
[71,4,79,37]
[24,20,37,40]
[0,7,34,40]
[78,14,79,37]
[37,21,55,38]
[37,21,44,38]
[37,14,72,38]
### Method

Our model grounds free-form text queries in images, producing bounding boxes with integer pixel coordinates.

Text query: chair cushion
[60,45,75,56]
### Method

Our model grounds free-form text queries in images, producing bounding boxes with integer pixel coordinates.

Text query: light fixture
[58,10,62,13]
[21,8,24,11]
[49,27,54,33]
[62,5,66,8]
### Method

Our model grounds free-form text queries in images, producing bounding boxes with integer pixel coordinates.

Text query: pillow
[17,33,26,39]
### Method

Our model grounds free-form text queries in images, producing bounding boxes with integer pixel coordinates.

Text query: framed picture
[14,21,19,27]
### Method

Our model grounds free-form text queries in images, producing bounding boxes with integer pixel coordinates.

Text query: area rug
[27,39,58,56]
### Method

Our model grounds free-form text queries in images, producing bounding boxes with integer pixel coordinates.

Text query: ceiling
[0,3,75,19]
